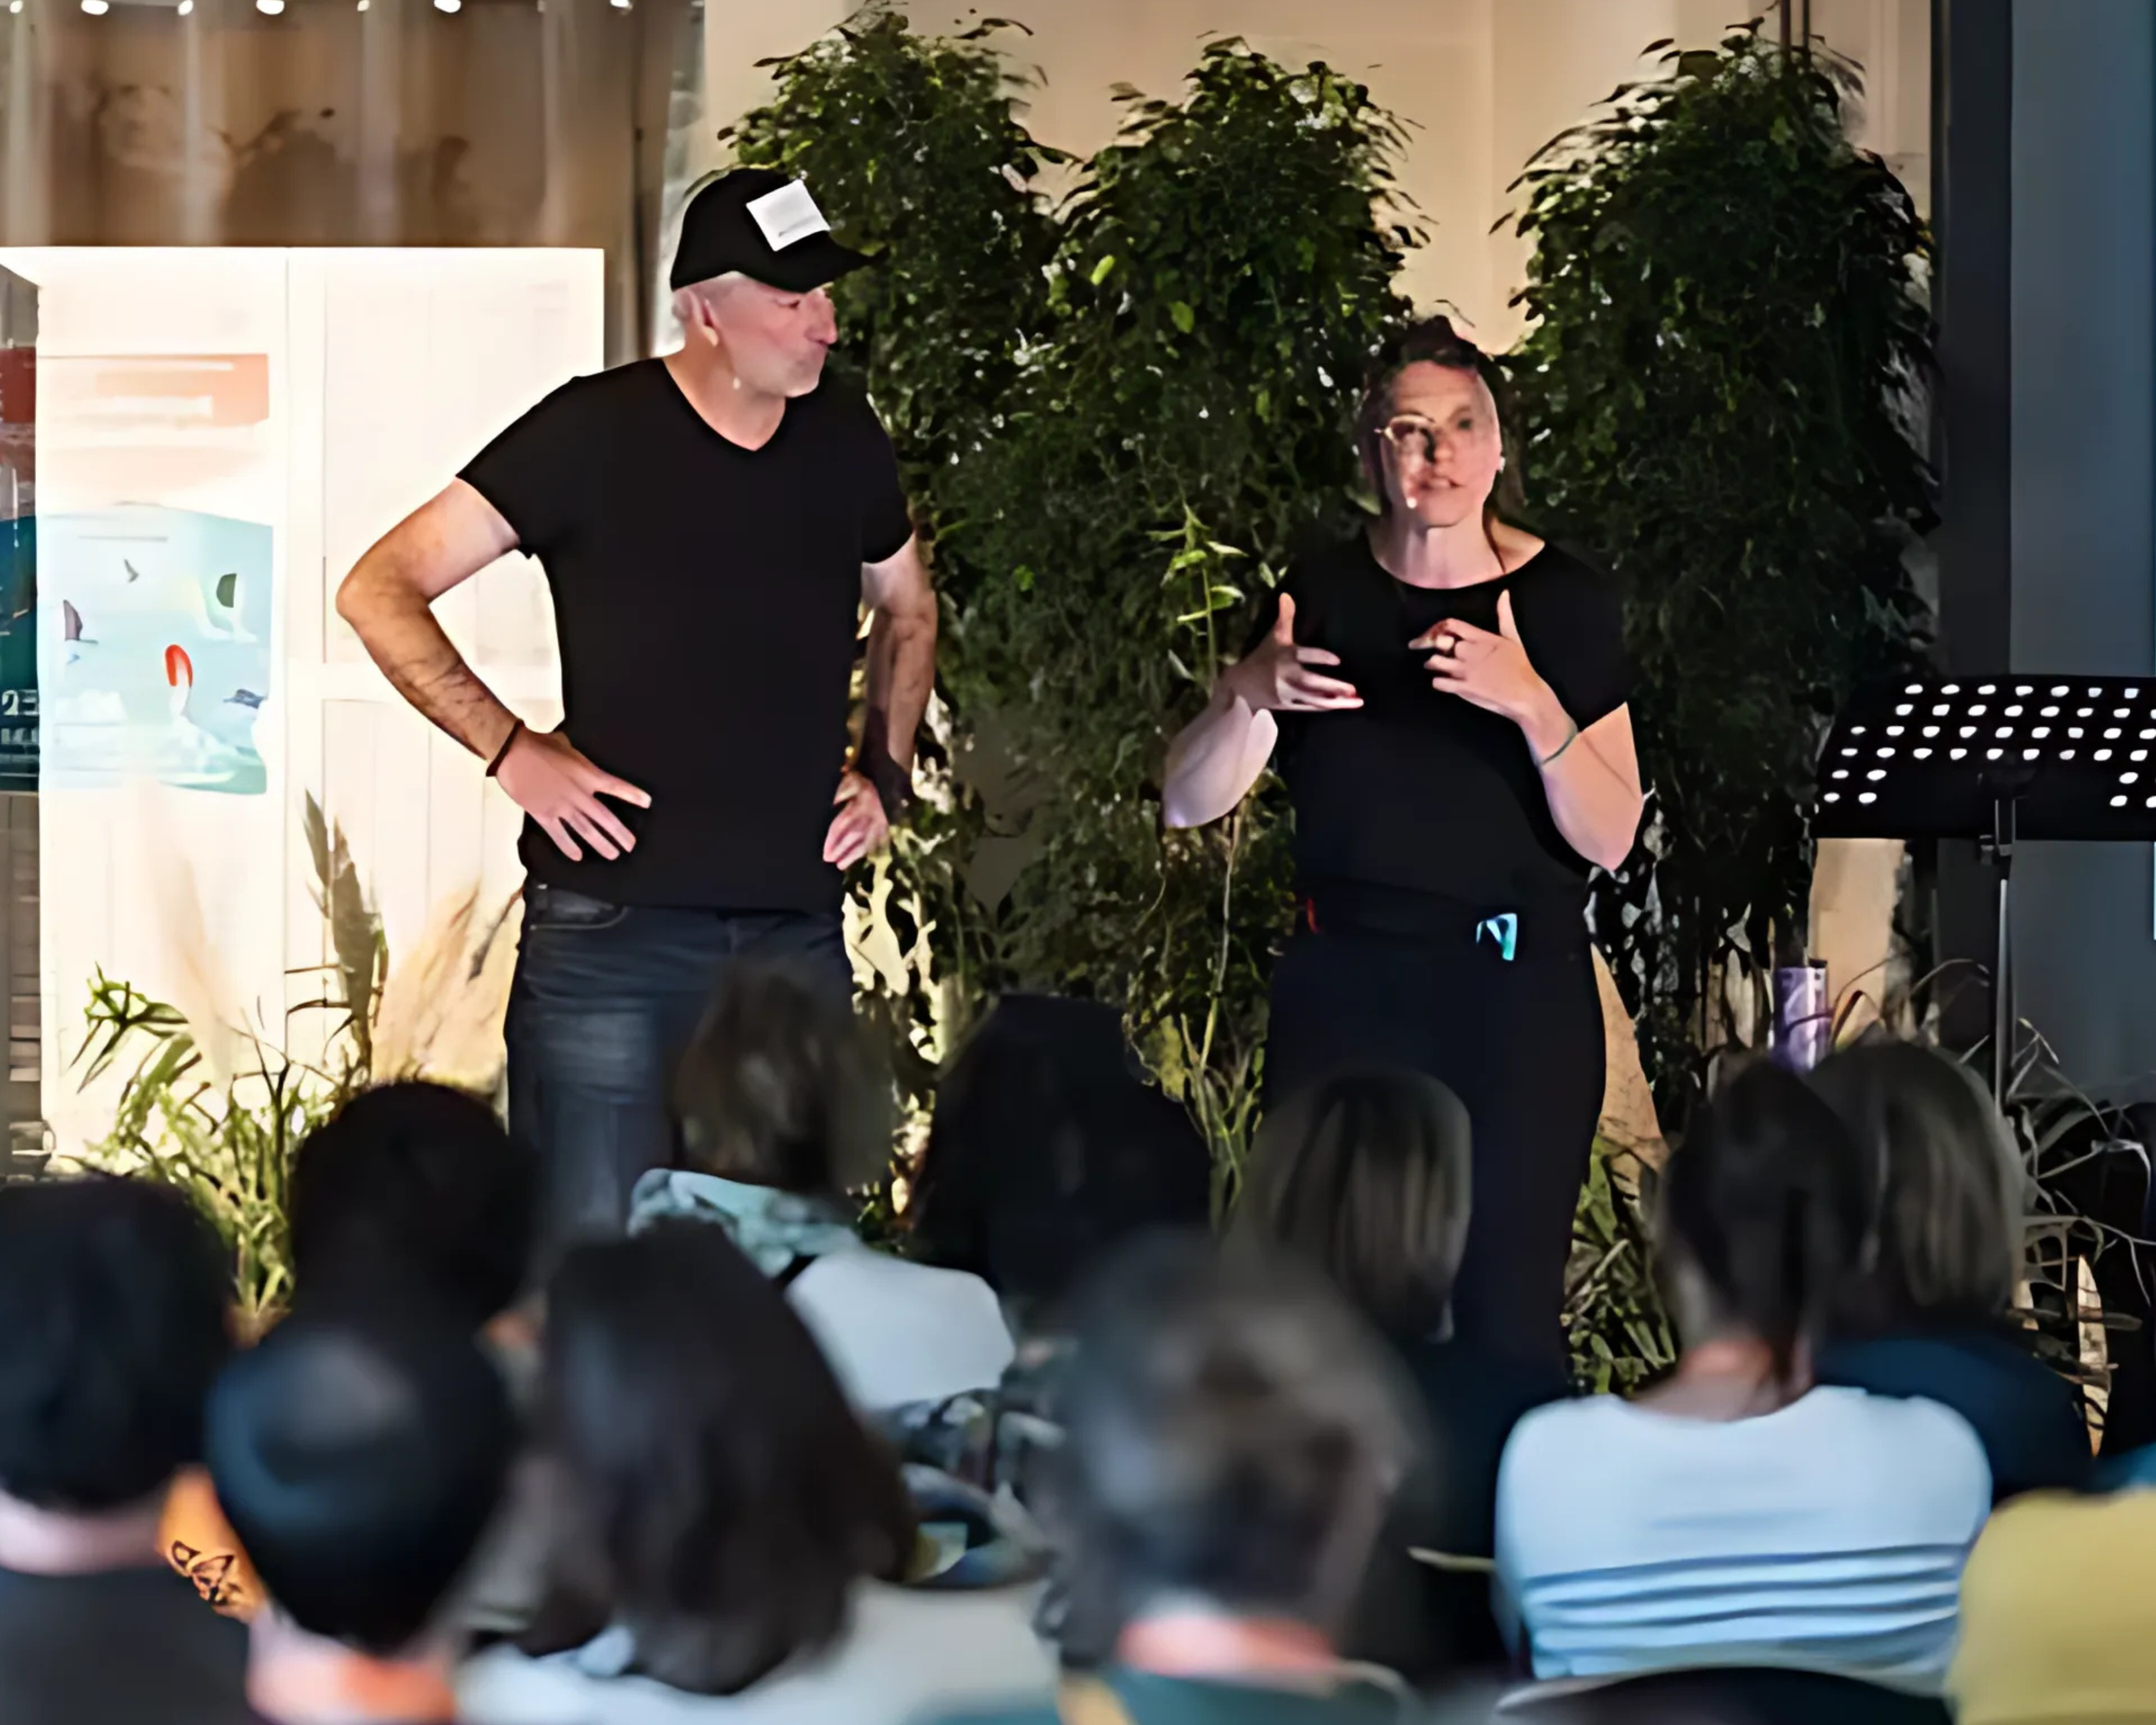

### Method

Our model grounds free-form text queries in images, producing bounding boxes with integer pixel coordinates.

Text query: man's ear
[675,287,717,346]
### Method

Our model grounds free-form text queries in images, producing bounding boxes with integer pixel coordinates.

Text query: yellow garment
[158,1466,260,1620]
[1950,1490,2156,1725]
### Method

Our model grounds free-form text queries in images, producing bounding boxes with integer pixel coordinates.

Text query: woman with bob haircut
[1810,1038,2089,1500]
[1229,1067,1566,1674]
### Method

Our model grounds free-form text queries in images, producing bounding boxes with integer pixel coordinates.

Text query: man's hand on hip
[495,729,652,862]
[823,768,889,871]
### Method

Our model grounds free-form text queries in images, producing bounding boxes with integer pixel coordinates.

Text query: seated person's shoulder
[791,1249,1017,1407]
[1502,1391,1621,1453]
[1971,1487,2156,1574]
[1807,1384,1994,1512]
[908,1705,1058,1725]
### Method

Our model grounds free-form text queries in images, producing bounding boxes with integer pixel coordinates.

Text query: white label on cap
[745,180,831,252]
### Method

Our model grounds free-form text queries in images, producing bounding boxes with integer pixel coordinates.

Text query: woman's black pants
[1264,921,1604,1370]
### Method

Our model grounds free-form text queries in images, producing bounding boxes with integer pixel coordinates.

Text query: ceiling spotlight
[81,0,108,12]
[611,0,631,9]
[256,0,283,12]
[435,0,459,11]
[8,3,22,14]
[178,0,192,10]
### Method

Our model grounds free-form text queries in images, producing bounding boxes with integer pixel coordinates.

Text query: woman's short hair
[1809,1039,2025,1332]
[1047,1234,1418,1666]
[671,962,891,1194]
[1354,314,1526,521]
[1660,1059,1871,1382]
[523,1222,914,1695]
[1229,1068,1473,1341]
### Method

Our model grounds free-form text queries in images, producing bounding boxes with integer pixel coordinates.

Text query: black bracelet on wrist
[485,719,525,779]
[875,773,916,822]
[858,757,914,822]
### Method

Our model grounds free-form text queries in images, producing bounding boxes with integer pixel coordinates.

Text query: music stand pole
[1989,792,2016,1110]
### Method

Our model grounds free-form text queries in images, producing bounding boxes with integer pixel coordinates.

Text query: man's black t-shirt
[1254,533,1631,914]
[460,359,913,912]
[0,1563,254,1724]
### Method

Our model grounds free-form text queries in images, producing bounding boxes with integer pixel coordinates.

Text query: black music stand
[1815,674,2156,1106]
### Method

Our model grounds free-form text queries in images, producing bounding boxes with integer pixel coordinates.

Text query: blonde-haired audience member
[1811,1039,2090,1500]
[1230,1067,1565,1677]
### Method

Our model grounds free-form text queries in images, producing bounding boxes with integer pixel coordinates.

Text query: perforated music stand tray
[1815,673,2156,1103]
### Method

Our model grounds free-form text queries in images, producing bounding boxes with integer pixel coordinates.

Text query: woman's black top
[1257,533,1632,915]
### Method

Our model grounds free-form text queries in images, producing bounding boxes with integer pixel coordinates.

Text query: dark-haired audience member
[459,1223,1054,1724]
[207,1311,514,1725]
[633,963,1013,1410]
[0,1177,249,1725]
[1231,1067,1565,1677]
[920,1236,1423,1725]
[1495,1061,1991,1694]
[1810,1039,2091,1501]
[162,1081,543,1626]
[286,1080,541,1331]
[911,994,1214,1328]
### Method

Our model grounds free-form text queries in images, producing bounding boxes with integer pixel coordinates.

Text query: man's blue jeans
[505,882,853,1264]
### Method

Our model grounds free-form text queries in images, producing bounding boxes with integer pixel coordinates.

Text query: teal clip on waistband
[1476,912,1519,962]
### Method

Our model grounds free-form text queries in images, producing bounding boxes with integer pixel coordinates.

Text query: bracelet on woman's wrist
[1537,718,1581,767]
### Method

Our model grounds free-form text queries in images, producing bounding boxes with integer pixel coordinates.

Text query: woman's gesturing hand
[1227,595,1363,714]
[1417,590,1567,751]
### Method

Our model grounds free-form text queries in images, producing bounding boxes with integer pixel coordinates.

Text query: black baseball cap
[669,167,872,294]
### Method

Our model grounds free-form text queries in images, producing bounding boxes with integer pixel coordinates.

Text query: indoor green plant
[734,13,1420,1185]
[1506,27,1933,1127]
[69,798,519,1322]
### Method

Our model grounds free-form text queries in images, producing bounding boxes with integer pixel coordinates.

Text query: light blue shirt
[1494,1384,1992,1693]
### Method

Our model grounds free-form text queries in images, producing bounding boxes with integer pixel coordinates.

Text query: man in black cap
[337,168,936,1255]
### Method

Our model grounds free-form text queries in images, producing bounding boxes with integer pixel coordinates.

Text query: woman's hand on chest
[1412,589,1572,756]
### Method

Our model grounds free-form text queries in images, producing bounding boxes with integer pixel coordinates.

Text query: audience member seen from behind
[1809,1039,2089,1500]
[1495,1060,1991,1695]
[206,1311,514,1725]
[285,1080,541,1333]
[911,994,1213,1330]
[921,1235,1422,1725]
[1948,1484,2156,1725]
[0,1176,248,1725]
[160,1081,543,1628]
[1231,1067,1565,1678]
[635,963,1014,1410]
[460,1222,1054,1725]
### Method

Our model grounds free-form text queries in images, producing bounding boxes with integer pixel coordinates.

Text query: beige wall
[709,0,1928,349]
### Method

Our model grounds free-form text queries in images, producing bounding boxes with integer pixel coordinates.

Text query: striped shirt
[1494,1385,1992,1693]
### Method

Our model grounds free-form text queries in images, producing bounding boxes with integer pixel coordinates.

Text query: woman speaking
[1164,318,1643,1367]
